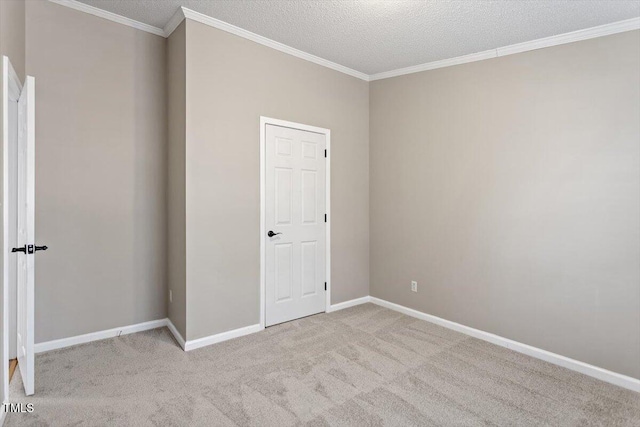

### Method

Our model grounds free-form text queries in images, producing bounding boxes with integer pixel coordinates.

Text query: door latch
[11,244,48,254]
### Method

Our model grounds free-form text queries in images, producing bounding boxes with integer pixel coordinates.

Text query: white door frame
[2,55,23,403]
[260,116,331,329]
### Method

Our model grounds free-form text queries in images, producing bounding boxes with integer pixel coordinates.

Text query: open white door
[3,55,24,409]
[16,75,35,396]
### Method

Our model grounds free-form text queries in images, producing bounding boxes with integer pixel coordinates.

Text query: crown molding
[496,16,640,57]
[173,7,370,81]
[370,16,640,81]
[48,0,165,37]
[370,49,498,81]
[46,1,640,83]
[163,6,187,38]
[48,1,368,80]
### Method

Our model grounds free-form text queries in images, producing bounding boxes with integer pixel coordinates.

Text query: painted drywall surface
[370,31,640,378]
[0,0,25,80]
[184,20,370,340]
[26,0,168,343]
[167,21,187,339]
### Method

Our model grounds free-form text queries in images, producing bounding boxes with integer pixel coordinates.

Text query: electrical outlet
[169,290,173,303]
[411,281,418,292]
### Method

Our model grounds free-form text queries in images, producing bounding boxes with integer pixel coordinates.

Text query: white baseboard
[34,317,261,354]
[34,319,167,354]
[179,295,374,351]
[184,324,263,351]
[327,296,372,312]
[30,297,638,392]
[165,319,186,350]
[370,297,640,393]
[181,295,372,351]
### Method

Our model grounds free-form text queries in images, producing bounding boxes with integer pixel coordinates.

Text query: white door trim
[2,55,23,403]
[260,117,331,329]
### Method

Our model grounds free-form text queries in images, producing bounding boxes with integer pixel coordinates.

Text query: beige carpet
[6,303,639,426]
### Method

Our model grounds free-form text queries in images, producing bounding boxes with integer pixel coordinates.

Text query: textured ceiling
[76,0,640,75]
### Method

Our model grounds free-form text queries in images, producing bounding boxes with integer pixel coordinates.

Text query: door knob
[267,231,282,237]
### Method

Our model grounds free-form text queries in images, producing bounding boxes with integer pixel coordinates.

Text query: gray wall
[10,0,638,382]
[370,31,640,379]
[26,0,168,342]
[183,20,370,340]
[0,0,25,80]
[166,21,187,339]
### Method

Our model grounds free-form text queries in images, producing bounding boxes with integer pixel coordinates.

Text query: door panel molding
[260,117,331,329]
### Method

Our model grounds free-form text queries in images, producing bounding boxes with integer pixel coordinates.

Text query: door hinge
[324,149,327,158]
[325,282,327,291]
[324,214,327,223]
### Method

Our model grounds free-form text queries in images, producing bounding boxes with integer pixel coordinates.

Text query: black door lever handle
[267,231,282,237]
[11,245,48,253]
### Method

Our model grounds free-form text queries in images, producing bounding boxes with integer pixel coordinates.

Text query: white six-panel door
[265,124,326,326]
[17,76,35,396]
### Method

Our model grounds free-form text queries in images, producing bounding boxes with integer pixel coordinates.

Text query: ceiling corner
[163,6,187,38]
